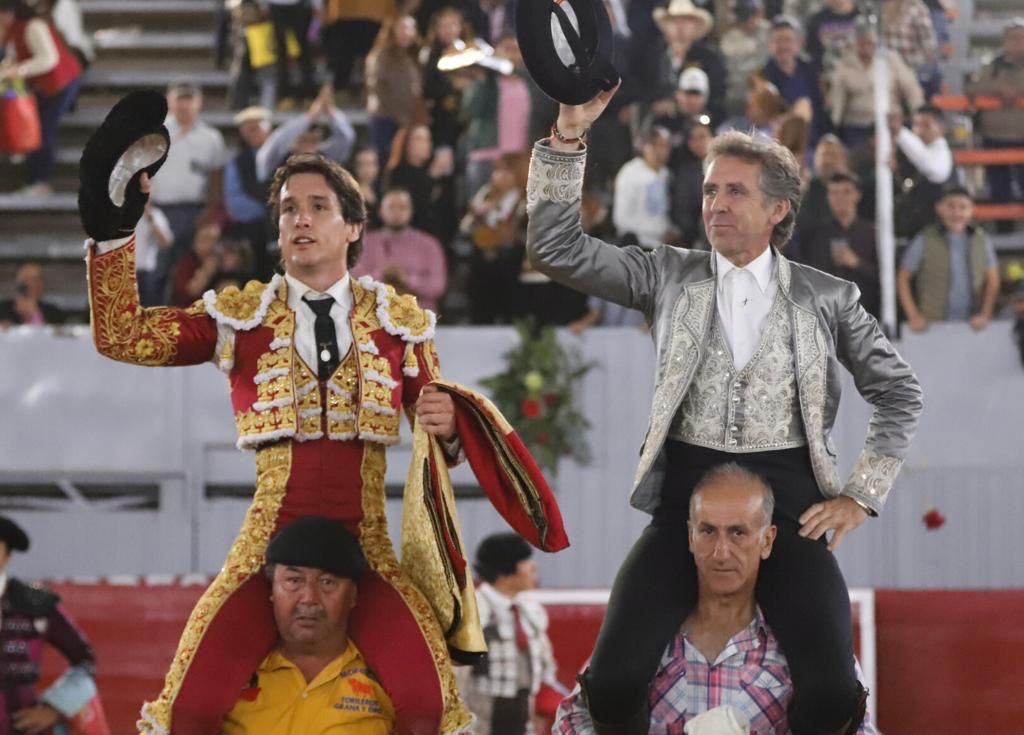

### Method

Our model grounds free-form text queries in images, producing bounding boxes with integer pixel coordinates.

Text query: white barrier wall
[1,323,1021,588]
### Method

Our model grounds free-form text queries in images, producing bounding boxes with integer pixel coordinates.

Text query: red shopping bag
[65,695,112,735]
[0,79,42,154]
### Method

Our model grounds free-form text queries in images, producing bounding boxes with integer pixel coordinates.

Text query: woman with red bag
[0,0,81,196]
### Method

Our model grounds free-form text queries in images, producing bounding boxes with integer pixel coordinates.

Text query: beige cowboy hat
[653,0,714,38]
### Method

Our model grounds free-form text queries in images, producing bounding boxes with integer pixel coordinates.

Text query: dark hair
[474,532,532,584]
[827,171,861,190]
[913,104,946,124]
[0,0,37,19]
[938,183,972,202]
[268,153,367,268]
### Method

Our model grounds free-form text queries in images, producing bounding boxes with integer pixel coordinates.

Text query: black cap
[733,0,762,21]
[474,533,532,583]
[0,516,29,553]
[265,517,368,579]
[516,0,620,105]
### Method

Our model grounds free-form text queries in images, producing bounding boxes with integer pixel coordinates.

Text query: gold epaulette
[357,275,436,343]
[202,274,283,331]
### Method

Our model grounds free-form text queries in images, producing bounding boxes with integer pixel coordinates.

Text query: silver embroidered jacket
[525,141,923,516]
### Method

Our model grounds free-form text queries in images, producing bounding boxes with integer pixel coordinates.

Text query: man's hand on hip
[798,496,868,552]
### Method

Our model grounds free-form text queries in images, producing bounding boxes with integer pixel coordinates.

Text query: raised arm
[525,86,663,318]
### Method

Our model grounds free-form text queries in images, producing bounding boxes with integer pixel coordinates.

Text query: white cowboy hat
[653,0,714,39]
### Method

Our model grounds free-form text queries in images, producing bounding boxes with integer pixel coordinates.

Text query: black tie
[303,295,339,380]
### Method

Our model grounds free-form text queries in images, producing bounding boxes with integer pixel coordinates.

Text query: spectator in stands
[350,145,382,229]
[459,34,533,204]
[965,20,1024,234]
[321,0,397,94]
[135,201,174,307]
[461,151,528,324]
[890,105,956,239]
[898,185,1000,332]
[792,172,880,318]
[51,0,93,70]
[762,15,827,147]
[365,14,423,168]
[804,0,859,78]
[671,121,713,250]
[224,0,276,110]
[720,0,771,119]
[171,217,225,308]
[351,188,448,311]
[880,0,940,97]
[829,20,923,152]
[386,123,457,243]
[638,67,710,169]
[646,0,726,125]
[223,516,395,734]
[150,80,228,300]
[225,106,274,280]
[612,126,674,249]
[0,515,101,734]
[0,262,65,326]
[420,5,472,150]
[796,133,850,240]
[554,465,876,734]
[0,0,82,197]
[716,77,791,139]
[460,532,566,735]
[255,83,356,181]
[265,0,318,110]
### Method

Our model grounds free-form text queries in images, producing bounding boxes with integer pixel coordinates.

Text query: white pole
[872,11,898,336]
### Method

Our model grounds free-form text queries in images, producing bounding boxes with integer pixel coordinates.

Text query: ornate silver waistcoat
[669,292,806,452]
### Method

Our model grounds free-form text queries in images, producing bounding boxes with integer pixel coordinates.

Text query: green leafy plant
[480,322,594,475]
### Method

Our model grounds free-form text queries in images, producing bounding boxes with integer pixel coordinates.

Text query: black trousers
[588,442,859,733]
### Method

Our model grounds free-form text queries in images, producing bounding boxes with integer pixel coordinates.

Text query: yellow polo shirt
[222,642,395,734]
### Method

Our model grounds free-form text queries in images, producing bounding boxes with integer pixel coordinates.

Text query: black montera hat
[0,516,29,553]
[516,0,620,105]
[474,532,533,582]
[78,90,171,242]
[265,517,368,579]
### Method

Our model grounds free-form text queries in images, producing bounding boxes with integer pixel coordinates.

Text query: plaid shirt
[555,608,878,735]
[882,0,938,71]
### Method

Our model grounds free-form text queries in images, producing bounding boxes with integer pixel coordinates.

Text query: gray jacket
[525,142,923,516]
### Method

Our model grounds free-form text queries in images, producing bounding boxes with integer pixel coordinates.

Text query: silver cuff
[526,141,586,215]
[843,448,904,515]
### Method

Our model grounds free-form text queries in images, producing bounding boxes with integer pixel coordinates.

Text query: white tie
[729,268,760,370]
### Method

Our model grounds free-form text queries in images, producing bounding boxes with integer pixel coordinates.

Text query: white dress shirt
[714,248,777,371]
[895,127,954,184]
[284,272,353,371]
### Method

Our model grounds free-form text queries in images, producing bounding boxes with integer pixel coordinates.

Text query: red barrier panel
[35,583,1024,734]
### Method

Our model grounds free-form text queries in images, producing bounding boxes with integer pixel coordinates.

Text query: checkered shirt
[554,608,877,734]
[882,0,938,70]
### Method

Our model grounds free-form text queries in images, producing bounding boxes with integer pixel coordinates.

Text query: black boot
[577,669,650,735]
[824,680,869,735]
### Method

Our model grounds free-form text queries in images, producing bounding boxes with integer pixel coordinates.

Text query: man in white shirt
[150,80,228,300]
[890,104,957,238]
[526,88,921,735]
[612,127,674,248]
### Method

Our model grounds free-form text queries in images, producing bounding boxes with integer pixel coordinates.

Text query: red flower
[923,507,946,530]
[536,431,550,445]
[521,398,542,418]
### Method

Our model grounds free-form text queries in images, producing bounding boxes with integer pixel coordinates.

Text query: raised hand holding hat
[78,90,171,242]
